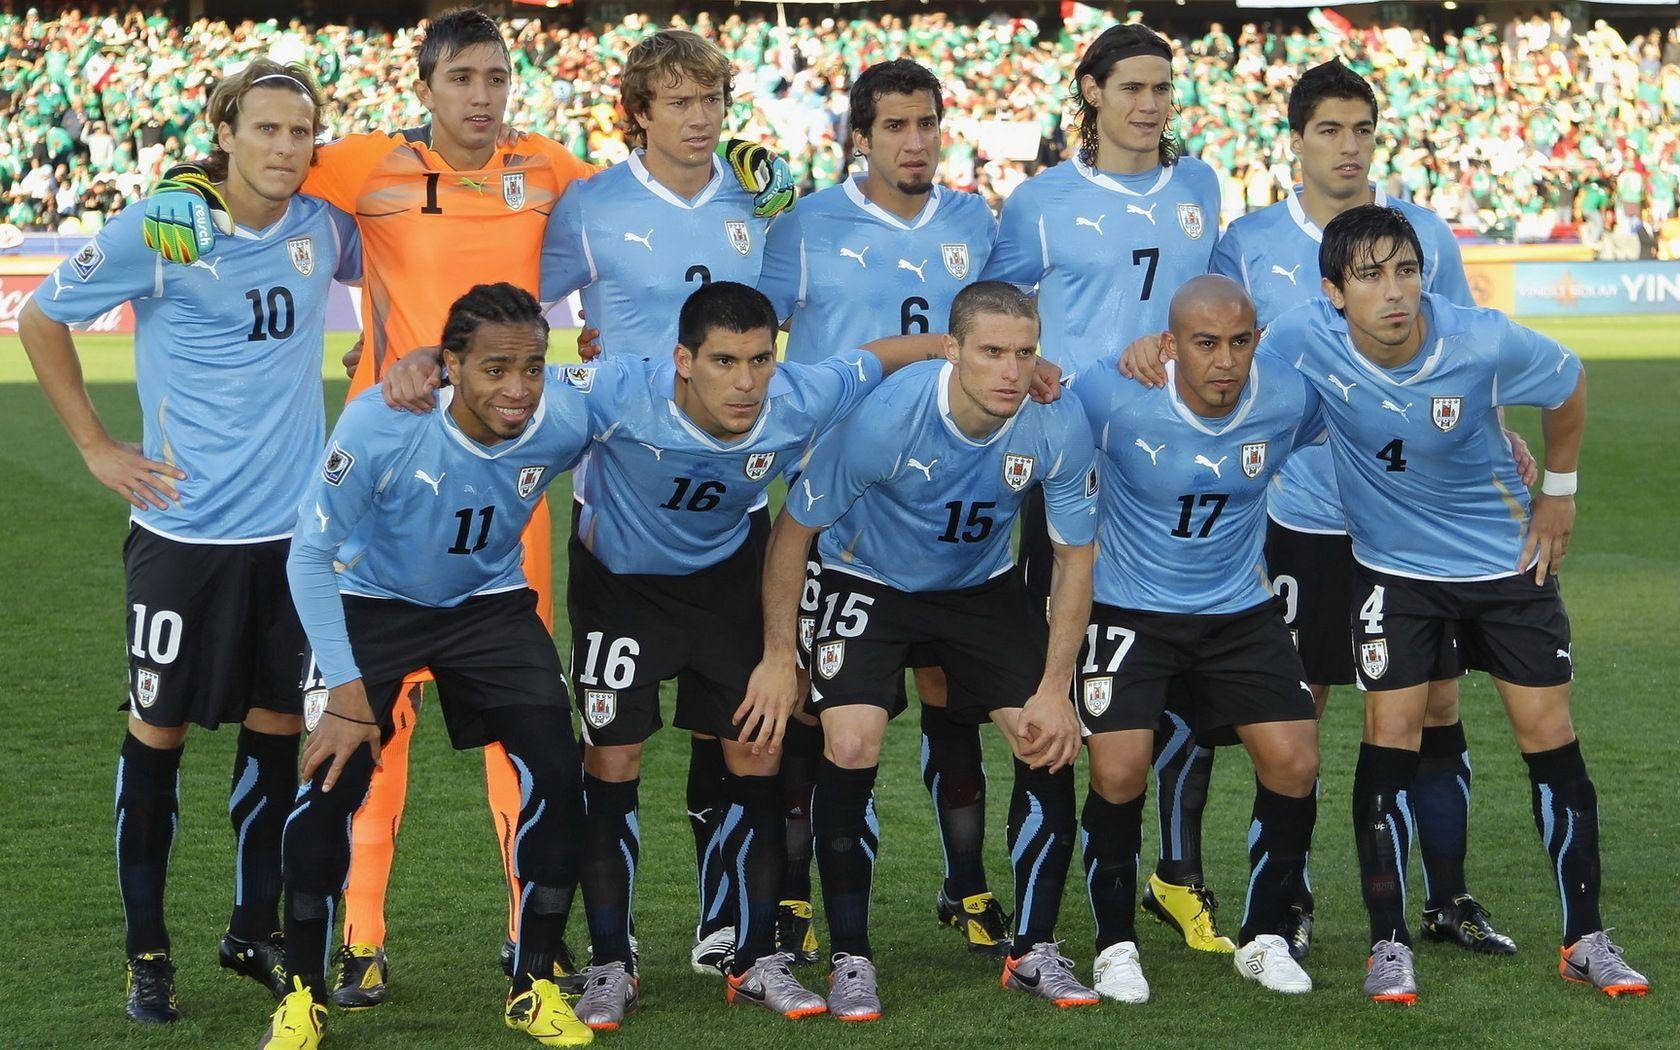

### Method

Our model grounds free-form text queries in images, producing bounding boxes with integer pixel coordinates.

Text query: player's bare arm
[738,509,819,755]
[1522,371,1586,584]
[1013,538,1093,773]
[18,299,185,509]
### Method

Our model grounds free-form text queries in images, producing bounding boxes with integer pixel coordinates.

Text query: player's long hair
[203,59,327,182]
[1071,23,1181,169]
[1319,205,1423,291]
[440,283,550,357]
[620,30,734,150]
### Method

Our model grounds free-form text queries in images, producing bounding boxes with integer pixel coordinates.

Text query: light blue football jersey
[541,151,769,356]
[32,197,360,542]
[1210,185,1473,534]
[789,359,1098,592]
[287,379,591,686]
[564,350,883,575]
[757,176,996,364]
[982,156,1223,373]
[1067,355,1323,614]
[1264,293,1581,581]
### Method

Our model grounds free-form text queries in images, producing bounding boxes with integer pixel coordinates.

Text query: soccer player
[1063,275,1321,1002]
[747,281,1100,1020]
[267,283,594,1049]
[17,62,359,1023]
[756,57,1011,959]
[980,21,1230,954]
[1276,205,1646,1003]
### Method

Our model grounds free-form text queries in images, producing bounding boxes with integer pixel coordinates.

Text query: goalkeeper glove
[141,164,234,265]
[720,138,796,219]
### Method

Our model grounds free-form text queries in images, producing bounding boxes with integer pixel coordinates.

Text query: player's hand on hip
[576,325,602,362]
[1028,357,1063,403]
[1522,493,1575,585]
[341,335,364,380]
[84,436,185,510]
[1015,689,1082,772]
[383,345,443,412]
[734,654,799,756]
[303,680,382,792]
[1118,332,1171,387]
[1505,428,1538,487]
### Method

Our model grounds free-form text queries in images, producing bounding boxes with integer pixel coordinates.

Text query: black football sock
[920,703,988,900]
[1152,714,1211,887]
[1352,743,1419,947]
[1239,782,1317,945]
[1413,721,1472,910]
[811,758,878,961]
[282,746,375,1002]
[580,774,640,966]
[777,718,821,904]
[116,732,183,957]
[1524,740,1604,947]
[1007,759,1075,959]
[1294,779,1319,916]
[723,773,786,973]
[1080,790,1143,952]
[227,726,298,941]
[687,737,731,936]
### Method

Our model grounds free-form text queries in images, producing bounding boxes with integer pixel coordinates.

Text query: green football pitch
[0,317,1675,1048]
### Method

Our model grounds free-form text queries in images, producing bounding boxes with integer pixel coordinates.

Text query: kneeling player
[1277,206,1647,1003]
[267,285,594,1048]
[1065,276,1321,1001]
[748,282,1100,1020]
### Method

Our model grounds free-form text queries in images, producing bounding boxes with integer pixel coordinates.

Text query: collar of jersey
[1285,183,1391,243]
[1162,358,1261,436]
[1332,293,1456,387]
[1072,158,1174,198]
[842,174,942,230]
[230,199,294,240]
[651,357,787,450]
[435,385,547,458]
[628,149,725,210]
[935,360,1021,447]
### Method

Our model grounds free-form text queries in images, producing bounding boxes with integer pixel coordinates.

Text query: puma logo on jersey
[840,246,869,267]
[314,503,329,532]
[1134,439,1166,465]
[1194,454,1227,478]
[905,457,938,481]
[801,478,825,512]
[1126,203,1158,225]
[623,229,654,251]
[1075,214,1105,235]
[1327,374,1358,401]
[1271,263,1301,285]
[1380,399,1413,421]
[189,257,222,280]
[414,469,445,495]
[898,258,927,282]
[638,442,663,461]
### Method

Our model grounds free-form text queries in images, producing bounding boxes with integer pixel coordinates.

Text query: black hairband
[1099,40,1173,66]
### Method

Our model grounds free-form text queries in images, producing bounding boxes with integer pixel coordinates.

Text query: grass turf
[0,316,1675,1047]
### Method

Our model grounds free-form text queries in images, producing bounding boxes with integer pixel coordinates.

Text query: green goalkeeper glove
[720,138,796,219]
[141,164,234,264]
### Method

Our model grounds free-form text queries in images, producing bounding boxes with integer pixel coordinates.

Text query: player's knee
[1088,760,1148,805]
[128,716,189,750]
[823,723,883,769]
[913,667,948,707]
[1423,679,1461,724]
[583,742,643,781]
[1256,741,1319,797]
[242,707,301,736]
[721,738,779,778]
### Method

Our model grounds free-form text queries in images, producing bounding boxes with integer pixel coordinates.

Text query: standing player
[746,282,1100,1020]
[756,57,1010,960]
[1278,206,1646,1003]
[18,62,358,1022]
[980,22,1229,954]
[1064,276,1321,1002]
[267,284,594,1049]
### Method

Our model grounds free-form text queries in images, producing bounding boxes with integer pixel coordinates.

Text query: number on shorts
[818,591,874,638]
[1081,624,1137,673]
[129,603,183,665]
[800,562,821,613]
[1272,573,1299,625]
[1359,585,1386,635]
[576,631,640,689]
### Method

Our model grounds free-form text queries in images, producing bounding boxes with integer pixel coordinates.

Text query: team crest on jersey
[1360,639,1389,680]
[503,171,526,211]
[725,219,752,256]
[816,640,845,680]
[71,241,105,281]
[1177,203,1205,240]
[303,688,328,732]
[941,242,970,280]
[135,668,160,709]
[584,689,616,728]
[518,466,546,499]
[322,444,355,486]
[1431,396,1462,432]
[799,616,816,655]
[1082,676,1113,718]
[743,451,776,481]
[1002,453,1035,492]
[1242,441,1268,479]
[563,365,594,392]
[287,236,314,277]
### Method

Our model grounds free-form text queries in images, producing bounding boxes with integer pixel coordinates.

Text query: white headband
[251,72,311,94]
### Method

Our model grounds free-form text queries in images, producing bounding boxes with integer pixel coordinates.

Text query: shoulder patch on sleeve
[71,241,105,281]
[562,365,595,392]
[322,443,355,486]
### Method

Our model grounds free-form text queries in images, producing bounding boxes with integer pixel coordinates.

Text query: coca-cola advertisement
[0,274,133,334]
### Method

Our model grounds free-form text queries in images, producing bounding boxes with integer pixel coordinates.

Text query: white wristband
[1541,470,1577,497]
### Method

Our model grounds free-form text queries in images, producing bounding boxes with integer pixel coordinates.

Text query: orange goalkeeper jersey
[302,126,595,397]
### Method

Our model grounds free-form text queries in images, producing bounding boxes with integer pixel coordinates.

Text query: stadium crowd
[2,4,1678,254]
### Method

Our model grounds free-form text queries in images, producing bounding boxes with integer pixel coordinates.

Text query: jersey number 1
[448,506,495,554]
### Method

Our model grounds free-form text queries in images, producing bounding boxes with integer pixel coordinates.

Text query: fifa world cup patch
[941,242,970,280]
[287,236,314,277]
[303,688,328,732]
[71,241,106,281]
[584,689,617,728]
[744,451,776,481]
[135,667,161,709]
[322,444,355,485]
[1241,441,1268,479]
[1002,453,1035,492]
[1360,639,1389,679]
[816,640,845,680]
[517,466,546,499]
[725,219,752,256]
[1431,396,1462,432]
[503,171,526,211]
[563,365,594,392]
[1082,676,1112,718]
